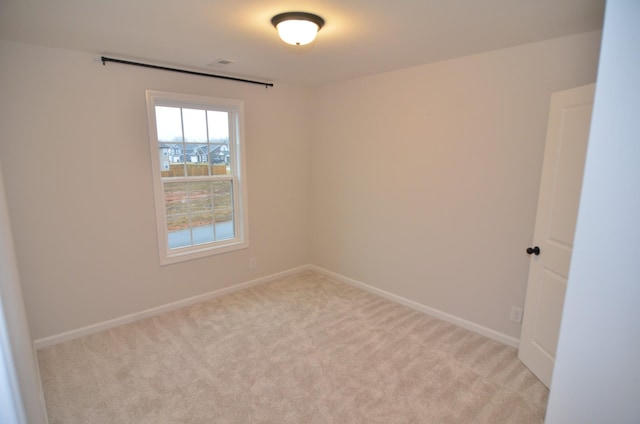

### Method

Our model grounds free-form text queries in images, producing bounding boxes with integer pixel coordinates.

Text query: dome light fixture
[271,12,325,46]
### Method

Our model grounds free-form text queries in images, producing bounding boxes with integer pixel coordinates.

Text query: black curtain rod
[101,56,274,88]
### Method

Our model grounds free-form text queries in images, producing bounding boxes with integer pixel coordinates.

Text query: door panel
[535,269,567,356]
[548,105,594,243]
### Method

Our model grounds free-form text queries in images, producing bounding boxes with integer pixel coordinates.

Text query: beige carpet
[38,271,548,423]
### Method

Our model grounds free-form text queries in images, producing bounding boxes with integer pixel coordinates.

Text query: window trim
[145,90,249,265]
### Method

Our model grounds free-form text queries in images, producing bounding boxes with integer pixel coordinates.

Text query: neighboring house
[158,143,182,163]
[158,144,172,171]
[195,144,230,164]
[158,142,229,164]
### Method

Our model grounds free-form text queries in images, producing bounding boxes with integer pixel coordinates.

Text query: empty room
[1,1,639,423]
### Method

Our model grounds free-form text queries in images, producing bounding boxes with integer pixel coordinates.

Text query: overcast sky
[155,106,229,142]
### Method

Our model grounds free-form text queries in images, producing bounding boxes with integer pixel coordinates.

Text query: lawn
[162,165,233,231]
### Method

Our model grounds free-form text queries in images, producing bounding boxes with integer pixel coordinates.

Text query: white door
[518,84,595,388]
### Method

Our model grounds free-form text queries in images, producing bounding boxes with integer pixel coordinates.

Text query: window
[145,91,249,265]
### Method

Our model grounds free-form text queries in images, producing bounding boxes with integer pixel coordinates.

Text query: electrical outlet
[249,257,257,269]
[510,306,523,323]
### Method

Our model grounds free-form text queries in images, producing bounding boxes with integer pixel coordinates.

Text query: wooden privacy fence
[161,163,228,178]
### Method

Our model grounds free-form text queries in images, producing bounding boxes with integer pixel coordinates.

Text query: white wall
[0,41,311,340]
[310,31,601,339]
[0,163,48,423]
[546,1,640,422]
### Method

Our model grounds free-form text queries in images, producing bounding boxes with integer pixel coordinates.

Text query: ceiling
[0,0,605,87]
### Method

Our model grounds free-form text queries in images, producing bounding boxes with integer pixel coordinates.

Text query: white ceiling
[0,0,605,87]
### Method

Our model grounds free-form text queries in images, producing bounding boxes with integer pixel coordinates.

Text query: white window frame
[145,90,249,265]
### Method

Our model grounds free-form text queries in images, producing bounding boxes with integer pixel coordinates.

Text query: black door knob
[527,246,540,256]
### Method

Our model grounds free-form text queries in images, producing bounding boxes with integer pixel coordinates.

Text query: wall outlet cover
[510,306,523,323]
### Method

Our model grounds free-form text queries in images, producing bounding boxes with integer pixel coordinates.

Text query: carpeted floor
[38,271,548,423]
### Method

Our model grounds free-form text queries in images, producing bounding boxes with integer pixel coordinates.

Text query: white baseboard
[35,264,519,350]
[308,265,520,348]
[33,265,311,350]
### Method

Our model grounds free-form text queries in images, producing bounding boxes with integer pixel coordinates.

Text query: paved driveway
[168,221,234,249]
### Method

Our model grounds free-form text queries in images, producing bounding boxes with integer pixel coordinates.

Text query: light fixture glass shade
[275,20,320,45]
[271,12,325,46]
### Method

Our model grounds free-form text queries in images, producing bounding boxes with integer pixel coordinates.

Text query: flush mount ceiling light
[271,12,325,46]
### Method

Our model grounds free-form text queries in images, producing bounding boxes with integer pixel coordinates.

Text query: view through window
[146,91,248,264]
